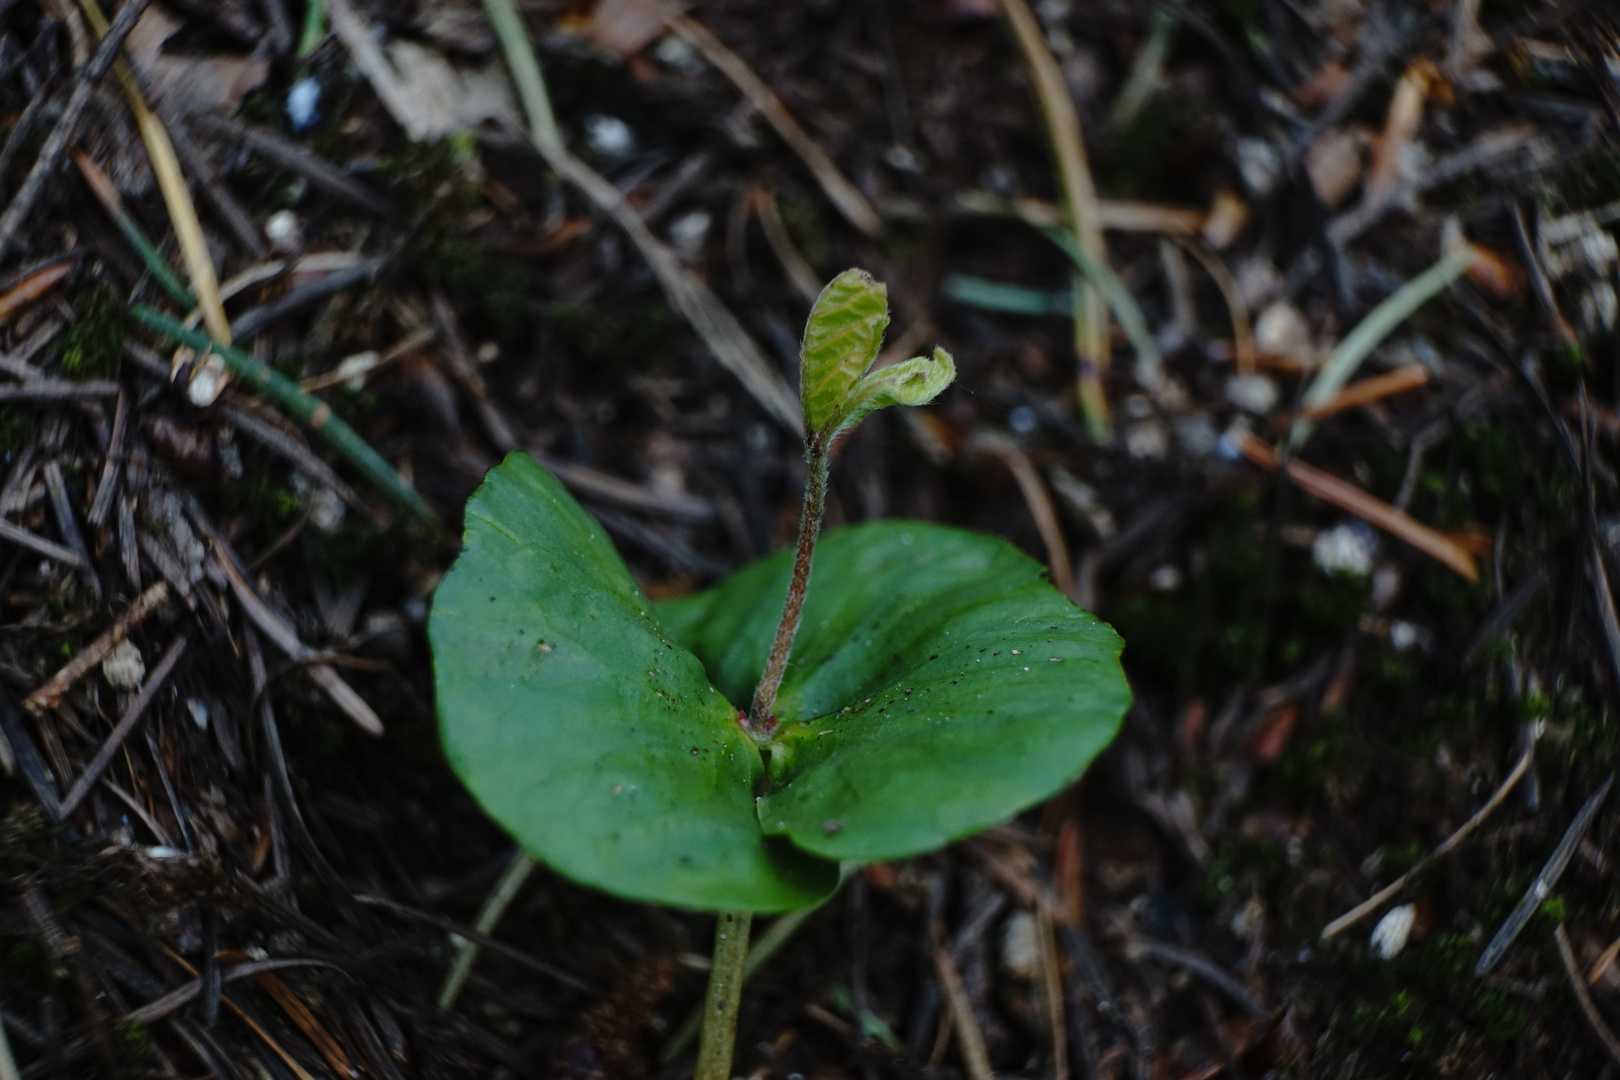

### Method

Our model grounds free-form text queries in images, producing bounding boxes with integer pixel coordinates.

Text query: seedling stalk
[704,432,831,1079]
[748,436,830,733]
[695,912,754,1080]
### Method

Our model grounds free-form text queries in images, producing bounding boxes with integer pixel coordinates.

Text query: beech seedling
[431,270,1130,1079]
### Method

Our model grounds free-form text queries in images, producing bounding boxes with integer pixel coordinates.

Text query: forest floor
[3,0,1620,1077]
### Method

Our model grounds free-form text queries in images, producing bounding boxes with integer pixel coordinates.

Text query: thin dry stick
[478,0,799,430]
[210,538,384,736]
[0,262,74,323]
[756,187,823,304]
[161,950,321,1080]
[0,0,153,262]
[1232,429,1478,580]
[1302,364,1430,421]
[934,947,995,1080]
[956,190,1206,234]
[1321,732,1536,939]
[437,851,536,1009]
[0,519,87,568]
[999,0,1111,437]
[57,636,187,818]
[669,14,881,236]
[972,432,1073,597]
[86,389,128,527]
[1477,773,1615,975]
[1171,234,1255,374]
[78,0,231,346]
[26,581,169,713]
[1557,923,1620,1067]
[1035,906,1069,1080]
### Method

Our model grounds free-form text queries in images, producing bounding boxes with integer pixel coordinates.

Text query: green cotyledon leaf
[656,521,1131,863]
[430,452,836,912]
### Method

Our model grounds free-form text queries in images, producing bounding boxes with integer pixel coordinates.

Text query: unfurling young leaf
[799,269,954,439]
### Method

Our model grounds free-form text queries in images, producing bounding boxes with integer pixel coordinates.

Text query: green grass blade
[1033,224,1163,389]
[1289,245,1477,450]
[131,305,435,521]
[943,274,1074,316]
[480,0,561,152]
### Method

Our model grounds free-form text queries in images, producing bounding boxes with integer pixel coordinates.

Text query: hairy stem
[749,437,830,730]
[694,911,753,1080]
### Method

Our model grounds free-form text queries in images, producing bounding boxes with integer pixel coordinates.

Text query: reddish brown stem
[747,437,829,735]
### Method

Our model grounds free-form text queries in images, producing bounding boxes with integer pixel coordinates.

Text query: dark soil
[3,0,1620,1077]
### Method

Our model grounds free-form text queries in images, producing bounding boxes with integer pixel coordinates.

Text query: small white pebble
[1371,565,1402,611]
[1000,911,1038,979]
[1370,904,1416,959]
[1235,136,1281,196]
[1389,620,1430,653]
[1148,564,1183,592]
[584,114,634,158]
[265,210,303,255]
[1225,372,1279,415]
[286,77,321,132]
[101,639,145,690]
[653,33,705,75]
[1312,523,1374,577]
[1255,301,1312,361]
[1124,420,1168,460]
[186,698,210,730]
[667,210,711,260]
[308,486,345,533]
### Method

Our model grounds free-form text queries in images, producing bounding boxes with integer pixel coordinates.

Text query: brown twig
[971,431,1074,597]
[0,261,74,323]
[1036,907,1069,1080]
[1557,924,1620,1067]
[26,581,169,713]
[1301,364,1431,421]
[933,948,995,1080]
[1231,428,1478,579]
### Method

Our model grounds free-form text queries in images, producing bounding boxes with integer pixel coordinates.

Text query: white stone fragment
[186,698,210,730]
[1254,301,1312,362]
[1370,904,1416,959]
[101,639,145,690]
[1148,564,1182,592]
[1313,523,1375,577]
[308,486,345,533]
[585,114,634,158]
[1124,420,1168,460]
[286,76,320,131]
[1225,372,1279,415]
[667,210,711,260]
[265,210,303,255]
[1000,911,1038,980]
